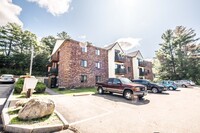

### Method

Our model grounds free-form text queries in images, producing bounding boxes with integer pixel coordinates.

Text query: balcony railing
[138,61,146,67]
[139,71,148,76]
[115,68,126,75]
[48,68,58,76]
[115,55,126,63]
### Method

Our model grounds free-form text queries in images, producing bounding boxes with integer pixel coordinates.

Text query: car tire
[152,87,158,93]
[97,87,104,94]
[123,90,133,100]
[109,91,113,95]
[168,86,173,90]
[182,84,187,88]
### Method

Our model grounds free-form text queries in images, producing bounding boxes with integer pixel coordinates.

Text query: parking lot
[51,86,200,133]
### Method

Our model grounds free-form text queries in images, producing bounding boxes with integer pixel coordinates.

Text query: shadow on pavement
[170,89,181,91]
[93,93,150,106]
[148,92,169,95]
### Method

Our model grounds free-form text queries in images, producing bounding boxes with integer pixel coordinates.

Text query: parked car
[131,79,167,93]
[0,74,15,83]
[174,80,191,88]
[96,77,147,100]
[159,80,178,90]
[184,80,195,86]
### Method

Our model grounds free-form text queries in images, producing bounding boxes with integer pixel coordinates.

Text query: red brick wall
[144,61,154,81]
[124,57,133,79]
[57,40,108,88]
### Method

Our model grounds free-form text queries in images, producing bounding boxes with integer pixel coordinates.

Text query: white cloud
[78,35,86,39]
[27,0,71,16]
[116,37,142,51]
[0,0,23,26]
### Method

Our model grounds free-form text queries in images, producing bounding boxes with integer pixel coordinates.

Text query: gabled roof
[104,42,125,53]
[127,50,143,59]
[51,39,65,55]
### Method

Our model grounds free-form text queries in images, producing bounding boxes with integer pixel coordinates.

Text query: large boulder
[18,98,55,120]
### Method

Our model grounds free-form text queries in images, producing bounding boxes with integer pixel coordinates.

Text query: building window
[147,70,150,74]
[95,62,101,68]
[80,75,87,83]
[96,49,100,55]
[81,46,87,52]
[81,60,87,67]
[95,76,101,83]
[128,67,131,72]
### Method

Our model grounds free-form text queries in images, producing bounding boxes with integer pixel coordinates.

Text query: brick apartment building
[48,39,153,88]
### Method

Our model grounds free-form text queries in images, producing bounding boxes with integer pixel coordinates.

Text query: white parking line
[70,111,112,126]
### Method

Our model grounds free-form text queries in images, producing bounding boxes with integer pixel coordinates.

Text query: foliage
[156,26,200,83]
[52,87,96,95]
[14,78,46,94]
[41,35,56,54]
[32,53,49,76]
[0,22,71,76]
[57,31,71,40]
[14,82,23,94]
[35,82,46,93]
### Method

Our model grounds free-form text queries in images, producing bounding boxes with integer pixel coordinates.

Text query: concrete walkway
[45,87,60,95]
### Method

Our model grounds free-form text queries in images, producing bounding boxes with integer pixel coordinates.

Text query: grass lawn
[52,87,97,95]
[13,92,49,99]
[8,107,63,126]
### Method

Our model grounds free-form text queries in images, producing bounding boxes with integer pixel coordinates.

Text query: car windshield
[119,78,132,84]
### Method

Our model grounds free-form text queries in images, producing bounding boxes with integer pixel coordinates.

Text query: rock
[18,98,55,120]
[15,100,28,108]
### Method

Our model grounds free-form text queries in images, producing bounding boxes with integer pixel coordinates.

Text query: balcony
[115,55,126,63]
[48,68,58,76]
[139,71,148,76]
[138,61,146,67]
[115,68,126,75]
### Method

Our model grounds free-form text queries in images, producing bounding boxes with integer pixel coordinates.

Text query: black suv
[131,79,166,93]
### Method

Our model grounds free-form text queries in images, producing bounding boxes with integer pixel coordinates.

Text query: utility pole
[29,45,34,76]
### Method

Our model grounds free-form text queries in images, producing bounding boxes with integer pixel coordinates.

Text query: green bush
[14,78,46,94]
[16,78,24,84]
[14,83,23,94]
[35,82,46,93]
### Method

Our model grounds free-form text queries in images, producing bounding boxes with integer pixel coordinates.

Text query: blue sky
[1,0,200,59]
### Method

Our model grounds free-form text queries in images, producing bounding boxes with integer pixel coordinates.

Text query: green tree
[57,31,71,39]
[156,26,200,82]
[41,35,56,54]
[0,23,22,56]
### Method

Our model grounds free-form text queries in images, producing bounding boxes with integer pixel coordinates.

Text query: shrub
[14,78,46,94]
[14,83,23,94]
[35,82,46,93]
[16,78,24,84]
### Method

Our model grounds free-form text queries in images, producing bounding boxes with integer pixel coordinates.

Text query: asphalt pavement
[0,83,14,131]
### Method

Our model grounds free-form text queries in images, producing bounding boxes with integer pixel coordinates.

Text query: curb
[73,93,92,96]
[1,87,69,133]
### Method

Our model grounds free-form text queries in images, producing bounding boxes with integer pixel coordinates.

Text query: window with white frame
[81,46,87,52]
[96,49,100,55]
[81,60,87,67]
[95,62,101,68]
[95,76,101,83]
[80,75,87,83]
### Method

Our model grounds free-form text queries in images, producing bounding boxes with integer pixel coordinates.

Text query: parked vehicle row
[174,80,195,88]
[96,78,197,100]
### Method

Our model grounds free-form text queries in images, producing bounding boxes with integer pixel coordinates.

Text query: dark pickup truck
[96,77,147,100]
